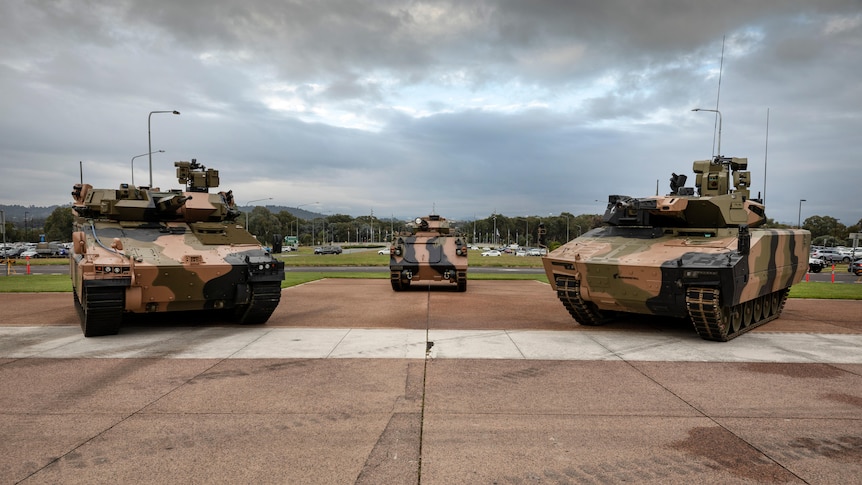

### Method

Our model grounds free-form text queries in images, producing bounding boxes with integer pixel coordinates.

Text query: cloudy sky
[1,0,859,225]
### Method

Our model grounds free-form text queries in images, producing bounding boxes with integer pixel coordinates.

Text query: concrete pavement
[1,280,861,484]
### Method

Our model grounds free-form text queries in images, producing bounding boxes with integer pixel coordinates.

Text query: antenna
[712,35,725,158]
[763,108,769,206]
[692,37,726,158]
[79,161,83,184]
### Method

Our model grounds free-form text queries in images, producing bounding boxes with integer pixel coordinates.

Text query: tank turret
[543,153,810,342]
[71,159,241,223]
[602,156,765,229]
[69,159,284,337]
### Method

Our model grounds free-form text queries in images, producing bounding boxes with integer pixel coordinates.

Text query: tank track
[74,285,124,337]
[456,273,467,292]
[554,275,611,326]
[686,287,789,341]
[391,273,410,291]
[235,282,282,324]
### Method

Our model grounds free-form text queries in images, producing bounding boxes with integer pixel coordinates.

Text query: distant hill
[239,205,327,220]
[0,204,63,223]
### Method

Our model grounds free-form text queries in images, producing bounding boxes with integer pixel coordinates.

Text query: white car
[481,250,501,257]
[808,257,825,273]
[378,248,389,255]
[19,250,39,259]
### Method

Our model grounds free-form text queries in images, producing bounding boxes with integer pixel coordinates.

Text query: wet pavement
[1,280,860,484]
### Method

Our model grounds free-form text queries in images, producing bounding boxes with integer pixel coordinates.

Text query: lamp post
[294,202,319,238]
[692,108,722,157]
[148,110,180,187]
[245,197,273,232]
[798,199,807,229]
[551,212,571,242]
[131,150,164,186]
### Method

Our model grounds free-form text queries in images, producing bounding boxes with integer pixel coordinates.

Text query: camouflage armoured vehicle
[542,155,810,341]
[70,159,285,337]
[390,215,468,291]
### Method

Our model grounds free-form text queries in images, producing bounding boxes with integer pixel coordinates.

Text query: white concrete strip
[1,326,861,363]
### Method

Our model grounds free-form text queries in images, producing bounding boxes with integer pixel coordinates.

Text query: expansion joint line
[625,360,805,482]
[416,289,433,484]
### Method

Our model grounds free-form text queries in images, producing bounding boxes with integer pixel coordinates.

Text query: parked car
[527,248,546,256]
[481,250,501,257]
[810,248,849,263]
[515,249,527,257]
[314,245,342,255]
[378,248,389,255]
[19,250,39,259]
[808,257,825,273]
[848,259,862,276]
[0,246,23,258]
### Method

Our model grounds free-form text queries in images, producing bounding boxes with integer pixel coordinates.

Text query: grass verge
[2,273,859,299]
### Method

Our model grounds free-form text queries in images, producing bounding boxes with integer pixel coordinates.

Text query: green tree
[43,207,73,241]
[276,210,298,238]
[761,218,791,229]
[248,206,283,245]
[802,215,846,241]
[812,235,843,247]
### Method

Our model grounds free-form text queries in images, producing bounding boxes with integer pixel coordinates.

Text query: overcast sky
[1,0,859,225]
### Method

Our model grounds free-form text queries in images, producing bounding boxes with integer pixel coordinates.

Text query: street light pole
[294,202,319,238]
[131,150,164,186]
[798,199,807,229]
[692,108,722,157]
[245,197,273,232]
[148,110,180,187]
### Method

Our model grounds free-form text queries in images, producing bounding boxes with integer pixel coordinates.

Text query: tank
[389,215,468,291]
[70,159,285,337]
[542,155,810,341]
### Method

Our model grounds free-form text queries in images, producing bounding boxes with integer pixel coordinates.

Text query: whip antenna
[711,35,725,157]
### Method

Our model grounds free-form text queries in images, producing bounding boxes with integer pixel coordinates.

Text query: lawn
[3,272,861,301]
[279,247,544,268]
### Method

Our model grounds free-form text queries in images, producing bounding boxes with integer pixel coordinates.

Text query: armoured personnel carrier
[70,159,285,337]
[390,215,468,291]
[542,155,810,341]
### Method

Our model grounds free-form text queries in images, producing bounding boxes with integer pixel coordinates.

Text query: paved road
[1,280,860,484]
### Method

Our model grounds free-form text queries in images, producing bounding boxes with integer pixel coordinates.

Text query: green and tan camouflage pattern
[70,160,284,336]
[543,155,810,335]
[543,226,809,317]
[390,215,468,291]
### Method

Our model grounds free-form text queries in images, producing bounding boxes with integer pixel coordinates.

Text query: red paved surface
[2,279,860,334]
[1,280,860,484]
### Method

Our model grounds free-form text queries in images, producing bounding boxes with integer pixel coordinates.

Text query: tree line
[5,206,861,250]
